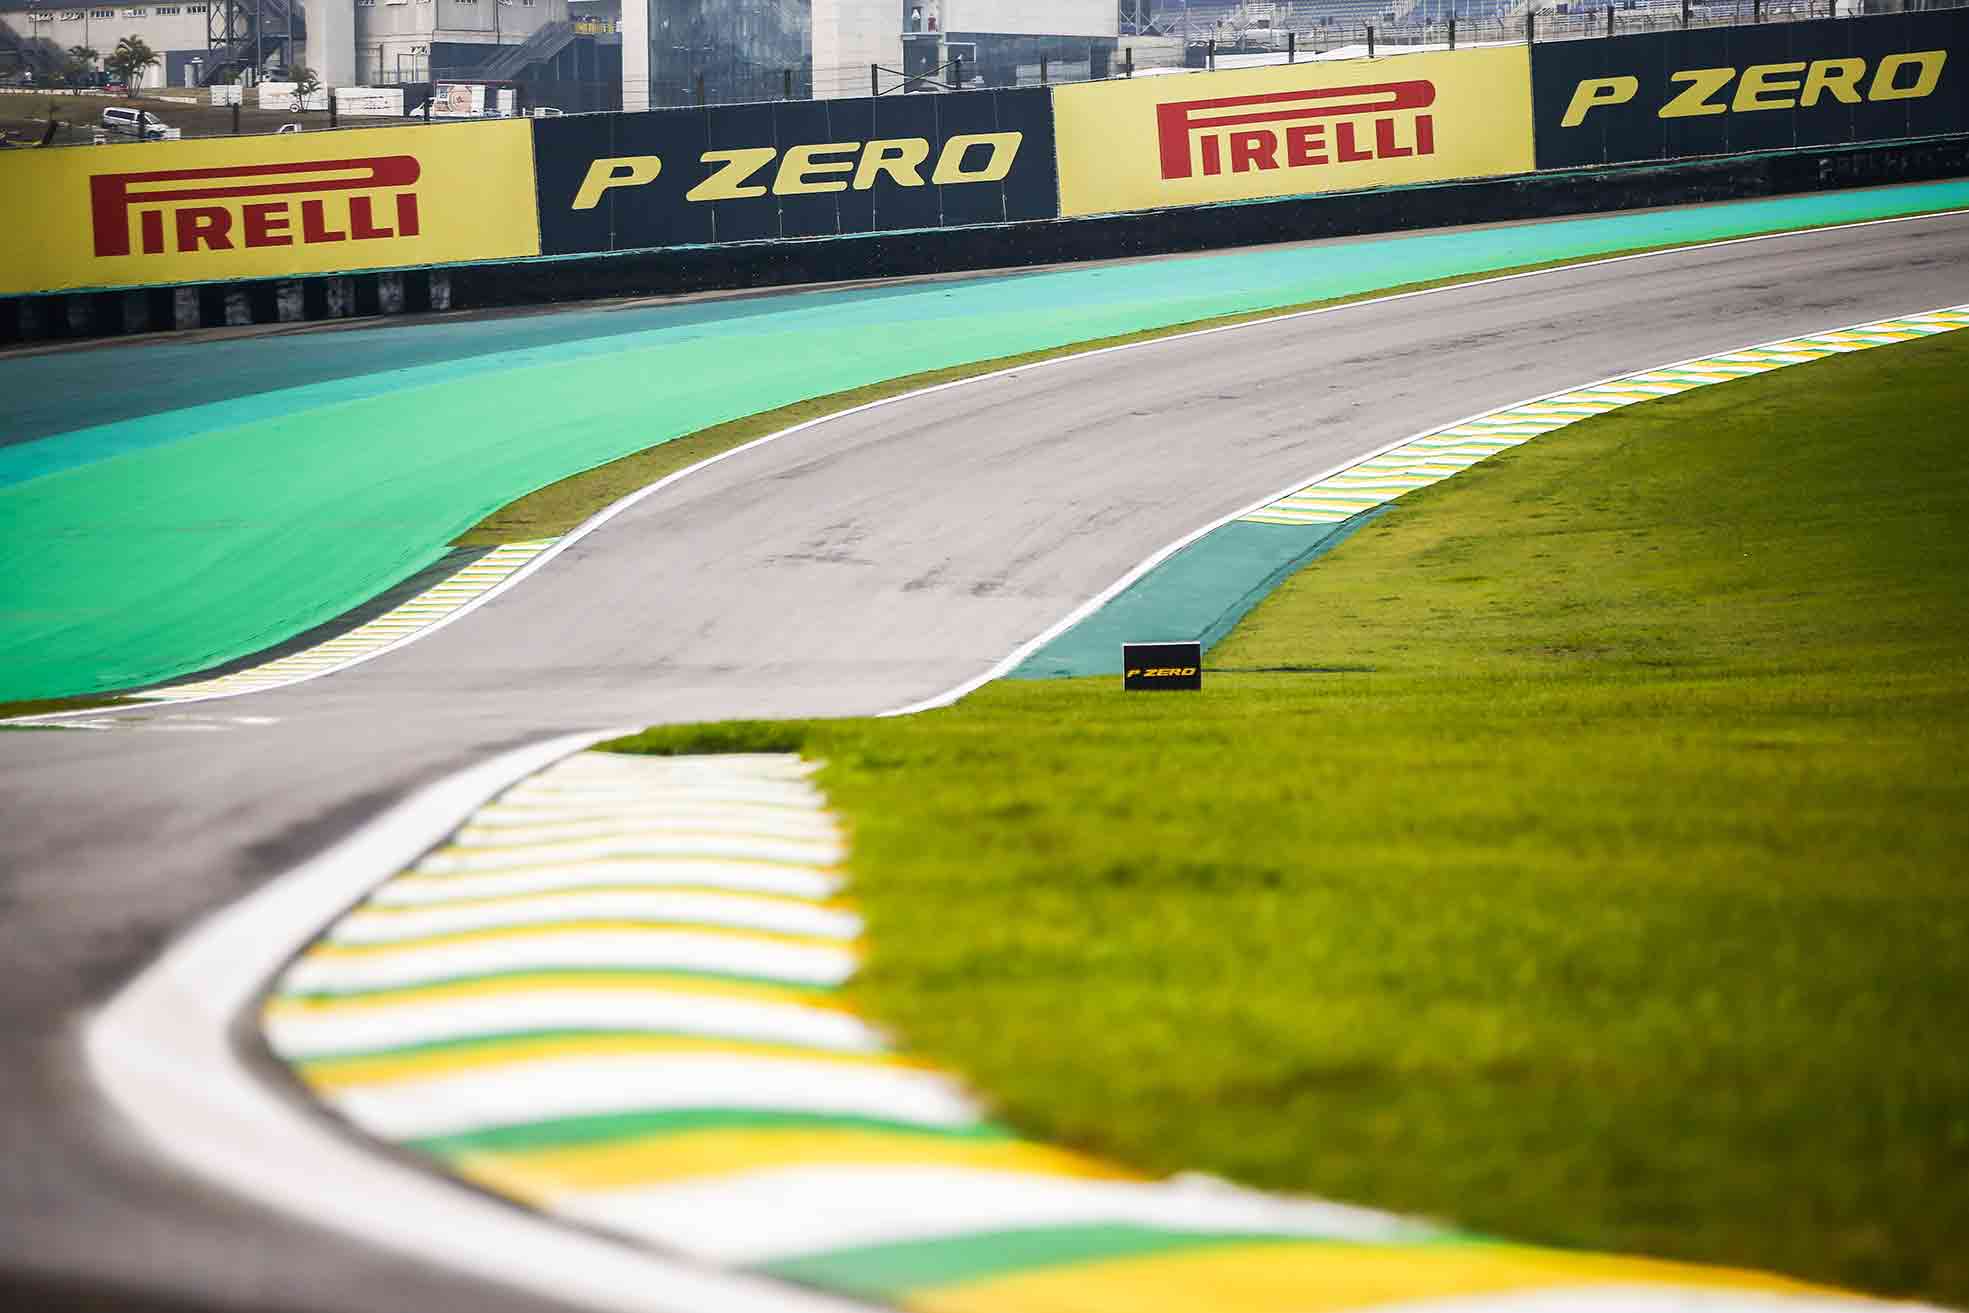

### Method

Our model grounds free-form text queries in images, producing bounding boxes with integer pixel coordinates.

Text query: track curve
[6,211,1969,1311]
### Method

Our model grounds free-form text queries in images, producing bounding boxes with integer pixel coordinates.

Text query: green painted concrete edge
[1011,510,1386,679]
[754,1225,1326,1302]
[6,179,1969,703]
[406,1108,1016,1158]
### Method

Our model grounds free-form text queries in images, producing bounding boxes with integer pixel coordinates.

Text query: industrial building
[621,0,1117,110]
[5,0,1122,112]
[0,0,301,89]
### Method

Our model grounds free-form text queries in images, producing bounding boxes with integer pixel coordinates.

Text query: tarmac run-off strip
[263,751,1943,1312]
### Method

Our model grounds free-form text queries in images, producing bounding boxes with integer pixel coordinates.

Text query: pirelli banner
[0,122,540,298]
[1532,9,1969,170]
[1051,46,1536,218]
[532,88,1059,256]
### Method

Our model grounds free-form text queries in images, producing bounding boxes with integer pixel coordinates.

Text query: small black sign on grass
[1123,641,1202,691]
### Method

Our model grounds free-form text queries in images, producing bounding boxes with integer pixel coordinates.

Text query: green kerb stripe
[756,1226,1331,1301]
[274,964,841,1003]
[288,1026,858,1069]
[409,1108,1017,1157]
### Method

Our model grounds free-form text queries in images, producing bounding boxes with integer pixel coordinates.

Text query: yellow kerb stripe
[298,919,849,958]
[295,1031,932,1092]
[348,886,855,917]
[448,1129,1130,1203]
[908,1240,1837,1313]
[264,970,854,1016]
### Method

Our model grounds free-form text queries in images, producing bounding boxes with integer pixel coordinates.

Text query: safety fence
[2,6,1965,301]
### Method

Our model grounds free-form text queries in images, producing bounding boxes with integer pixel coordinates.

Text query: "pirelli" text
[90,156,423,258]
[1155,79,1437,180]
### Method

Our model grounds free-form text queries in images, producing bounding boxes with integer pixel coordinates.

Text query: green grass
[609,332,1969,1304]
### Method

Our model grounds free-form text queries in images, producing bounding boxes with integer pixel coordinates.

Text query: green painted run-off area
[3,181,1967,701]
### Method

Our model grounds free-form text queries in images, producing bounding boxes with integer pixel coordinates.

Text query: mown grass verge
[608,331,1969,1304]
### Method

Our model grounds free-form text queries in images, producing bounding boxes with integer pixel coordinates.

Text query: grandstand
[1138,1,1517,38]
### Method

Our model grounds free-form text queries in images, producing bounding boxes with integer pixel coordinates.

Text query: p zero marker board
[1052,46,1536,218]
[531,88,1060,257]
[1531,8,1969,169]
[0,120,540,297]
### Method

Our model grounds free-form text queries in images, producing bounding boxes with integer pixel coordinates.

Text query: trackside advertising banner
[1532,9,1969,169]
[0,121,540,297]
[1050,46,1536,218]
[532,88,1060,257]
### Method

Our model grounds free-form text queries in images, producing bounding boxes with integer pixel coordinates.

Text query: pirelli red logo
[1155,80,1436,181]
[89,156,423,258]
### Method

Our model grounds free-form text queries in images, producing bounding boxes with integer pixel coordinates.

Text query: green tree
[103,35,159,91]
[288,63,320,110]
[63,45,99,86]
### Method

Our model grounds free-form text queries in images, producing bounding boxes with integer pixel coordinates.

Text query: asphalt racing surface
[6,211,1969,1313]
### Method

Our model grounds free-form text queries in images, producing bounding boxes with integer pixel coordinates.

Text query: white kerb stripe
[332,891,862,944]
[266,989,889,1059]
[369,861,845,905]
[326,1053,983,1140]
[281,929,858,994]
[556,1165,1436,1266]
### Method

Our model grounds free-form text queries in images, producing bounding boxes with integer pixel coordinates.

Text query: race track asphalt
[5,211,1969,1313]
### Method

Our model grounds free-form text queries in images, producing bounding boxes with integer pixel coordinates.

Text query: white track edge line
[83,727,888,1313]
[14,201,1964,727]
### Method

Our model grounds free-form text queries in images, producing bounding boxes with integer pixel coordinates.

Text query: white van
[100,106,180,140]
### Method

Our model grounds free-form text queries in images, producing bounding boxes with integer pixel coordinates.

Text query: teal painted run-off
[1012,512,1382,680]
[3,180,1967,702]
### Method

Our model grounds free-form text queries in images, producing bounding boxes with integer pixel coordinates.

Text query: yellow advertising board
[0,120,539,297]
[1053,46,1536,218]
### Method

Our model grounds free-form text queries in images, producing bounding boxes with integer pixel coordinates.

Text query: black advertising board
[1123,642,1203,692]
[532,87,1060,257]
[1531,8,1969,169]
